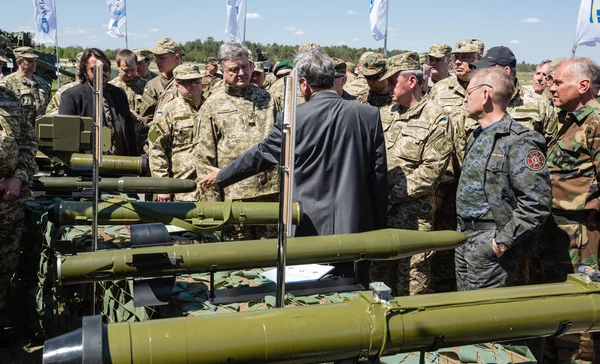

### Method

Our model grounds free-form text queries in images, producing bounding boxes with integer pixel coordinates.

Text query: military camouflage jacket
[268,76,304,111]
[383,98,453,229]
[46,81,77,115]
[147,96,200,201]
[429,75,475,167]
[263,73,276,90]
[0,86,38,182]
[547,99,600,211]
[345,72,357,85]
[507,81,555,136]
[201,73,223,100]
[139,74,174,123]
[354,89,392,108]
[139,70,158,82]
[461,113,551,251]
[194,84,278,200]
[343,76,368,96]
[1,72,51,125]
[109,75,148,155]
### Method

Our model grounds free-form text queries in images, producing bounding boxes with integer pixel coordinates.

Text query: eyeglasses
[177,78,202,86]
[466,83,492,96]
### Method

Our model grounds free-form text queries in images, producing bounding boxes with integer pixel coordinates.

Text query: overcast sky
[4,0,597,63]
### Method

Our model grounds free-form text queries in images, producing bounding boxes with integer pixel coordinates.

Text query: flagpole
[572,43,578,58]
[124,0,129,48]
[242,0,247,43]
[383,0,389,56]
[53,0,61,87]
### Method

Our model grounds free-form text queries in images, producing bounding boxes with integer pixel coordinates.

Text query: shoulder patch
[0,81,5,86]
[432,134,452,157]
[156,111,163,115]
[525,149,545,171]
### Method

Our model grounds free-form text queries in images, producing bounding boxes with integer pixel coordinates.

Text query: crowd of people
[1,36,600,361]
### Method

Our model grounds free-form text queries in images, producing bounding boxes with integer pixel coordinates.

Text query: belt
[457,217,497,231]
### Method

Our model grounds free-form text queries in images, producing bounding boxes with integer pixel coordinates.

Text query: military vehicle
[0,28,75,84]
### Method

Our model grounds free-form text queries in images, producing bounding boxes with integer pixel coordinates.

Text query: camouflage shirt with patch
[547,99,600,211]
[383,97,453,230]
[148,96,202,201]
[0,86,38,181]
[194,84,279,200]
[1,72,51,125]
[139,74,174,124]
[508,81,555,136]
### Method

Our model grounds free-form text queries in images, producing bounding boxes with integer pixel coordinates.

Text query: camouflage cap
[359,52,386,76]
[150,38,181,55]
[297,42,321,53]
[205,57,218,65]
[0,55,8,64]
[452,39,484,54]
[346,62,356,73]
[173,64,204,80]
[429,43,452,58]
[253,61,265,73]
[547,57,568,79]
[380,52,420,81]
[13,46,38,59]
[331,58,347,74]
[133,48,152,61]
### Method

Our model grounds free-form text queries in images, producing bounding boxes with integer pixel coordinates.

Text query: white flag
[32,0,57,44]
[106,0,127,38]
[225,0,246,42]
[369,0,388,41]
[575,0,600,46]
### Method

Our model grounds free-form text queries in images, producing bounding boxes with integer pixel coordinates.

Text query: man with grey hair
[537,58,600,363]
[370,52,453,296]
[533,59,551,96]
[455,67,551,291]
[194,42,279,240]
[200,47,388,286]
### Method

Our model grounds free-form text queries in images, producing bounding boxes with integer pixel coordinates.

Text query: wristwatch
[497,243,508,253]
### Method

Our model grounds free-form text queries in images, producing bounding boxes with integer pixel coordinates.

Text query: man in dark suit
[58,48,137,156]
[200,48,388,283]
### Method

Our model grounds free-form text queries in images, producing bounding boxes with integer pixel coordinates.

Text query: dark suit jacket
[217,90,388,236]
[58,82,137,156]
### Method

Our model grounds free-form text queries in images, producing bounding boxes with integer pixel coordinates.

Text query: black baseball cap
[471,46,517,69]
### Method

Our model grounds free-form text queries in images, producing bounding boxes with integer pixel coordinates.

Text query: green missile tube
[49,199,302,228]
[43,273,600,364]
[33,176,197,194]
[57,229,466,285]
[69,153,148,176]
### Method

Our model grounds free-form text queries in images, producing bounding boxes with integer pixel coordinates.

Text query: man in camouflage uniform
[354,52,392,108]
[109,49,148,155]
[346,61,357,84]
[139,38,183,125]
[369,52,453,296]
[250,61,266,89]
[343,51,370,96]
[429,39,484,293]
[148,64,204,202]
[0,86,38,332]
[1,46,51,126]
[46,52,83,115]
[541,57,568,144]
[428,43,452,89]
[134,49,158,82]
[202,57,223,97]
[194,42,278,240]
[537,58,600,363]
[331,58,356,100]
[533,59,551,96]
[455,67,551,291]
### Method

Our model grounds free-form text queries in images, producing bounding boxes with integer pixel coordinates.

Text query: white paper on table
[261,264,335,284]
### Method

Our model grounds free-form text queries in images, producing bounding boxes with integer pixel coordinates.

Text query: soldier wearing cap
[46,52,83,115]
[202,57,223,98]
[250,61,266,89]
[428,43,452,87]
[429,39,484,293]
[134,48,157,82]
[470,46,554,138]
[194,42,278,240]
[147,64,204,202]
[343,52,371,96]
[1,46,51,126]
[354,52,392,108]
[369,52,453,296]
[139,38,183,125]
[331,58,356,101]
[109,49,148,155]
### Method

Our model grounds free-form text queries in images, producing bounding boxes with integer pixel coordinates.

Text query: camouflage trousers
[536,213,600,363]
[431,184,457,293]
[222,194,279,241]
[0,197,25,311]
[369,252,434,296]
[455,229,519,291]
